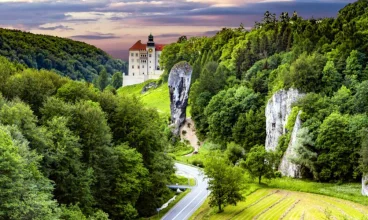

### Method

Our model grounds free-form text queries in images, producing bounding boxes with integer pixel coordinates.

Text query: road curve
[161,163,208,220]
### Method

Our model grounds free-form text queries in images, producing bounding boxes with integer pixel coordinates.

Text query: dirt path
[179,118,201,155]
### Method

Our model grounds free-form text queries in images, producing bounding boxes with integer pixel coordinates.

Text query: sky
[0,0,356,60]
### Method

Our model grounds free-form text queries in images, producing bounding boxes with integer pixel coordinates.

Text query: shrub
[192,159,204,168]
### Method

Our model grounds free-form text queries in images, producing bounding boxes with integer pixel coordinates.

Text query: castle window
[149,54,152,57]
[136,53,138,57]
[138,66,140,69]
[132,65,134,69]
[131,53,134,56]
[157,66,160,70]
[143,65,145,68]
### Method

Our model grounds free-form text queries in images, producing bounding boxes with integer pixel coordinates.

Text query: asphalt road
[161,163,208,220]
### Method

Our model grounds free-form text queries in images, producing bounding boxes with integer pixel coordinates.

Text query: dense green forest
[0,56,174,219]
[0,28,127,81]
[160,0,368,183]
[2,0,368,219]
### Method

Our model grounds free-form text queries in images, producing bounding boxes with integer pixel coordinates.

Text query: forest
[2,0,368,219]
[0,28,127,81]
[160,0,368,184]
[0,55,175,219]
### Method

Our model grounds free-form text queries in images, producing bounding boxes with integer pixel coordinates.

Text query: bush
[275,171,282,178]
[191,159,204,168]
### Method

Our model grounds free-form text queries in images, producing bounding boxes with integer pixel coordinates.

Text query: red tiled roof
[129,40,146,51]
[129,40,166,51]
[155,44,165,51]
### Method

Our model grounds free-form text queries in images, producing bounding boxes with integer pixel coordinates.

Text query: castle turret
[147,33,155,47]
[147,34,156,75]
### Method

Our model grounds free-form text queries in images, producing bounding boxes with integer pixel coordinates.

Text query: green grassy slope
[118,81,191,116]
[191,188,368,220]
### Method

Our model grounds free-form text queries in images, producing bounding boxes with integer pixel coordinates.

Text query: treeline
[0,56,174,219]
[0,28,127,81]
[160,0,368,182]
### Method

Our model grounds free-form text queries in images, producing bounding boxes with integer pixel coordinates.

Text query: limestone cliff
[362,174,368,196]
[278,112,302,178]
[265,89,304,152]
[265,89,304,177]
[168,61,192,136]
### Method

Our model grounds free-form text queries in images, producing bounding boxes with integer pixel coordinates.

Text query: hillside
[0,56,174,219]
[156,0,368,217]
[0,28,127,81]
[118,80,191,117]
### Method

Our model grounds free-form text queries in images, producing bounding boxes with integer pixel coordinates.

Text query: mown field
[191,188,368,220]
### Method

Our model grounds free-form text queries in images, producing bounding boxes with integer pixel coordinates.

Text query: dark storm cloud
[71,32,120,40]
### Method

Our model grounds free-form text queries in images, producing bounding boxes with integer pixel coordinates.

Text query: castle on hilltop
[123,34,166,86]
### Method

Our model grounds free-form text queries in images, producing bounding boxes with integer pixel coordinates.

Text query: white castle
[123,34,166,86]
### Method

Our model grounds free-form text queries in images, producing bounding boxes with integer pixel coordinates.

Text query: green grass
[190,188,368,220]
[266,177,368,206]
[169,174,196,186]
[190,177,368,220]
[118,80,191,116]
[167,144,194,157]
[175,141,213,167]
[144,189,191,220]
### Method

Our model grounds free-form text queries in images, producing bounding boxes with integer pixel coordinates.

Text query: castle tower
[147,34,156,75]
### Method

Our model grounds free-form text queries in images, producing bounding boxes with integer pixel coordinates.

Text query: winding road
[161,163,209,220]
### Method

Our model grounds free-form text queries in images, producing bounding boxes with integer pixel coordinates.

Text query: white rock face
[278,112,302,178]
[265,89,304,152]
[168,62,192,136]
[362,174,368,196]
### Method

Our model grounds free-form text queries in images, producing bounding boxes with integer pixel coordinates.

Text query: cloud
[155,33,183,38]
[0,0,354,30]
[38,25,74,31]
[0,0,356,60]
[70,32,120,40]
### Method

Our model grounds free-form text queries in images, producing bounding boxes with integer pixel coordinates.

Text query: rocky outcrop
[362,174,368,196]
[265,89,304,152]
[168,62,192,136]
[265,89,304,178]
[141,81,158,94]
[180,118,201,153]
[278,112,302,178]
